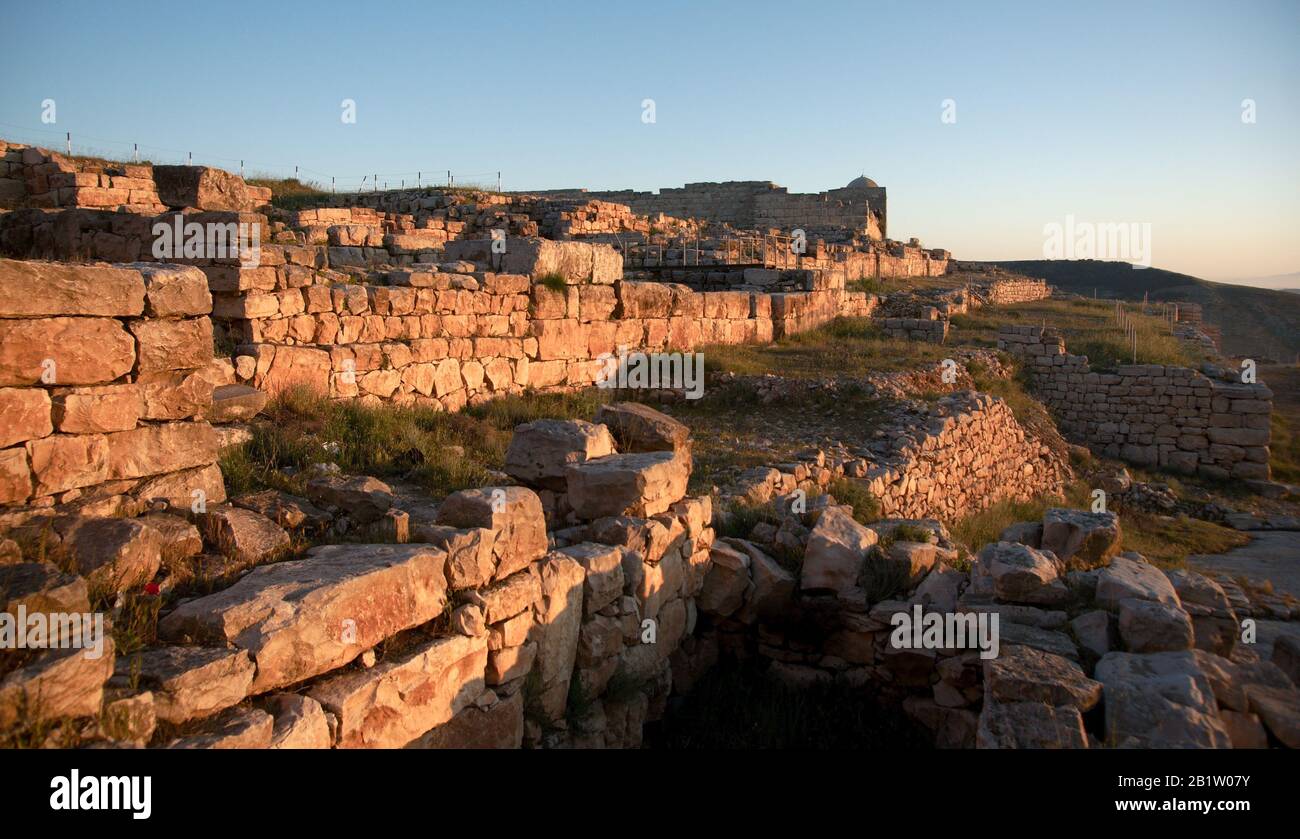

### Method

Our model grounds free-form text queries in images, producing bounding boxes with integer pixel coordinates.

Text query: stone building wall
[0,141,270,213]
[0,259,225,512]
[526,180,887,239]
[998,325,1273,480]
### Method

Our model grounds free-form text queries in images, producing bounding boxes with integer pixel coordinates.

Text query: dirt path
[1189,530,1300,658]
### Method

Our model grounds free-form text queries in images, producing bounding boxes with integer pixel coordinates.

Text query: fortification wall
[984,278,1050,305]
[0,260,225,513]
[999,325,1273,480]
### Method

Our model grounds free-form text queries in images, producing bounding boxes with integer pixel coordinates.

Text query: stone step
[207,383,267,423]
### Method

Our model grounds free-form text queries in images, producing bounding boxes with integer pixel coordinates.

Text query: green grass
[951,298,1201,370]
[537,271,568,294]
[826,477,880,524]
[703,316,950,378]
[1119,511,1250,568]
[1270,408,1300,484]
[220,386,612,500]
[948,480,1090,552]
[245,176,330,210]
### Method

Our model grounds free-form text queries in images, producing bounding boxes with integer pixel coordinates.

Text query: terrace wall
[998,325,1273,480]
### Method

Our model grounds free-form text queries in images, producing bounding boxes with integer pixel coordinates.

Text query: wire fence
[0,120,504,193]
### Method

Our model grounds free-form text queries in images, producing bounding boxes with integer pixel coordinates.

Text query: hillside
[984,259,1300,361]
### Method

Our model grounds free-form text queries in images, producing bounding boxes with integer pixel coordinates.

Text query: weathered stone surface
[105,421,217,480]
[593,402,692,453]
[801,506,876,596]
[129,317,213,374]
[0,317,135,386]
[983,644,1102,711]
[168,706,273,749]
[971,541,1068,605]
[25,433,109,495]
[0,259,144,317]
[1040,508,1120,567]
[159,543,448,692]
[1118,598,1194,653]
[487,640,537,684]
[115,646,254,724]
[477,569,541,625]
[1095,553,1180,610]
[266,693,332,749]
[976,700,1088,749]
[1244,684,1300,748]
[559,542,625,616]
[1094,651,1232,748]
[1000,622,1079,661]
[1275,635,1300,687]
[134,263,212,317]
[138,512,203,563]
[132,462,227,509]
[408,690,523,749]
[435,486,546,580]
[0,638,115,728]
[531,553,585,721]
[0,562,89,617]
[0,447,32,505]
[233,489,331,532]
[309,634,488,749]
[153,165,253,211]
[199,505,290,564]
[1165,568,1237,656]
[0,388,51,447]
[100,690,156,746]
[207,383,267,422]
[729,539,795,620]
[698,541,750,616]
[58,516,162,593]
[1070,609,1113,659]
[410,524,496,589]
[50,384,140,434]
[504,419,616,489]
[304,473,393,524]
[1219,709,1269,749]
[565,451,689,519]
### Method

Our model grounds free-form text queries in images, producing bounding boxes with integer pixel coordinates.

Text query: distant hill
[982,260,1300,361]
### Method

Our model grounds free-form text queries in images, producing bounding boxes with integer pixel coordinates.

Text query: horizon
[1,0,1297,284]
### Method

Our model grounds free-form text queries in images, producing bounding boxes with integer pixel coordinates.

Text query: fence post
[66,132,71,155]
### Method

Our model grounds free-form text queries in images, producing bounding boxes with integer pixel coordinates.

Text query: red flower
[144,582,161,596]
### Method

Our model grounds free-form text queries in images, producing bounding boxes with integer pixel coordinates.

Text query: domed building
[845,175,879,189]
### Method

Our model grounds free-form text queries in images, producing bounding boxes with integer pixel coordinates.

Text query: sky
[1,0,1297,284]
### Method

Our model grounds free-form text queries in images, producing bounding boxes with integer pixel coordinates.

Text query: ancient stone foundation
[999,325,1273,480]
[0,259,225,512]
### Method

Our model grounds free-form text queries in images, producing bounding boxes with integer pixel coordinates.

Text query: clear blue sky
[2,0,1297,283]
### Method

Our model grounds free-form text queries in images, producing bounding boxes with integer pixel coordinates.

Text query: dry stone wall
[0,259,226,515]
[999,325,1273,480]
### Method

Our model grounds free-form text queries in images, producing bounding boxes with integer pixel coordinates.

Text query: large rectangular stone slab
[0,317,136,387]
[159,544,449,692]
[0,259,144,317]
[308,633,487,748]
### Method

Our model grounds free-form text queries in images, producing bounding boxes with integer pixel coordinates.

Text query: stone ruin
[1,137,1296,750]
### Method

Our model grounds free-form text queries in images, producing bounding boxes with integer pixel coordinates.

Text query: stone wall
[998,325,1273,481]
[882,316,948,343]
[526,180,887,240]
[0,404,719,750]
[0,141,270,213]
[984,278,1050,305]
[199,238,874,405]
[0,259,225,513]
[729,390,1068,522]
